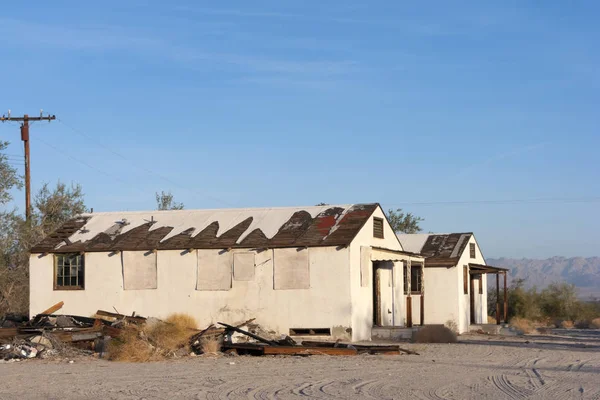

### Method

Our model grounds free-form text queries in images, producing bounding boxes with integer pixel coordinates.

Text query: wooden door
[373,264,394,326]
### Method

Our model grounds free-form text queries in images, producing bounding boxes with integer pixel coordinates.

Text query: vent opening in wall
[289,328,331,336]
[373,217,384,238]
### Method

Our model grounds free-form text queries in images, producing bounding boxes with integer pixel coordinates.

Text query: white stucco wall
[348,206,406,341]
[30,246,354,339]
[423,266,460,327]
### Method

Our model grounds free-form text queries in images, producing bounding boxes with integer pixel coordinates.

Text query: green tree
[156,191,184,210]
[0,176,87,315]
[386,208,424,234]
[0,141,22,206]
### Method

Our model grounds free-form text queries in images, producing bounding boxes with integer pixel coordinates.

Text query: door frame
[372,261,395,326]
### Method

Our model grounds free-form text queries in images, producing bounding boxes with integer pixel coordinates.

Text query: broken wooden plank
[0,328,18,339]
[39,301,64,315]
[94,310,146,324]
[263,346,358,356]
[218,322,279,346]
[300,340,419,355]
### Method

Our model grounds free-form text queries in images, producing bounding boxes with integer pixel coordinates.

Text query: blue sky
[0,1,598,258]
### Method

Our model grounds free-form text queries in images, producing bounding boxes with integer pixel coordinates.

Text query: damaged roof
[397,233,473,267]
[31,204,380,253]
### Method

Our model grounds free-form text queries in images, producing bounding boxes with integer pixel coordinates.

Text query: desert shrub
[510,317,536,334]
[108,325,155,362]
[487,315,496,324]
[488,279,600,328]
[108,313,198,362]
[539,284,579,321]
[200,335,221,354]
[413,325,457,343]
[146,313,198,356]
[560,320,574,329]
[590,318,600,329]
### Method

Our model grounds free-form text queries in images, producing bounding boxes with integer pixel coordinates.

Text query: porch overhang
[468,263,509,274]
[370,246,424,262]
[469,263,509,325]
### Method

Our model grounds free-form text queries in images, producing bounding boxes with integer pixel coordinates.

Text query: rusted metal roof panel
[30,204,379,253]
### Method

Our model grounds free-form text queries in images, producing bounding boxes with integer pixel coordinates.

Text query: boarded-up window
[273,248,309,290]
[470,243,476,259]
[411,263,422,294]
[234,252,255,281]
[478,275,483,294]
[463,265,469,294]
[197,250,232,291]
[122,251,157,290]
[360,246,370,287]
[373,217,384,238]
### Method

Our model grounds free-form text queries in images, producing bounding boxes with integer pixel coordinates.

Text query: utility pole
[1,111,56,219]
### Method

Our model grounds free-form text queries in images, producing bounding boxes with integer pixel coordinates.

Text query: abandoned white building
[397,233,508,334]
[29,204,430,341]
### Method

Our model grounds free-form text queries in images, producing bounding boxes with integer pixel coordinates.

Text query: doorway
[373,261,394,326]
[470,274,482,324]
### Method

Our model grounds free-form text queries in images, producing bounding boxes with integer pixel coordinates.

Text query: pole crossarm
[1,115,56,122]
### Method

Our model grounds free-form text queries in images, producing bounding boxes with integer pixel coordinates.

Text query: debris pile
[191,321,419,356]
[1,302,419,361]
[0,302,139,361]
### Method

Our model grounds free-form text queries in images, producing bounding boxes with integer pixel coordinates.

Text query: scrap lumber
[94,310,146,324]
[0,328,18,339]
[39,301,64,315]
[300,340,419,355]
[263,346,358,356]
[218,322,279,346]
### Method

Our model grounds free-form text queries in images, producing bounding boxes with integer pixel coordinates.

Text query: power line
[57,118,234,206]
[35,136,131,186]
[1,112,56,218]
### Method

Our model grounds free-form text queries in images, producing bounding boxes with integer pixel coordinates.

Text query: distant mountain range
[487,257,600,299]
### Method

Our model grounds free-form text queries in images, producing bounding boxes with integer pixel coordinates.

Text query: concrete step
[371,326,418,341]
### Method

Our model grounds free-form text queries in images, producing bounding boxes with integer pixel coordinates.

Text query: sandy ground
[0,329,598,400]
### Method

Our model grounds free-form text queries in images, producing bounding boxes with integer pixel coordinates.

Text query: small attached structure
[30,204,424,341]
[397,233,508,333]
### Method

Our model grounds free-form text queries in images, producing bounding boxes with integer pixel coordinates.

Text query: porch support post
[420,260,424,326]
[406,259,412,327]
[503,271,508,323]
[496,273,500,325]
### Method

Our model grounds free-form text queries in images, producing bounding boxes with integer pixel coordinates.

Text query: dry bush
[560,320,574,329]
[108,313,198,362]
[107,325,155,362]
[413,325,457,343]
[590,318,600,329]
[200,335,221,354]
[510,317,536,334]
[146,313,198,356]
[487,315,497,324]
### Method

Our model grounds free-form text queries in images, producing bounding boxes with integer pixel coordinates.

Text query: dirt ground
[0,330,598,400]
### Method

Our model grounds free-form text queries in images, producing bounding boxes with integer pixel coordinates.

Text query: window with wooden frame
[411,263,422,294]
[478,275,483,294]
[373,217,384,238]
[469,243,476,259]
[54,253,85,290]
[463,265,469,294]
